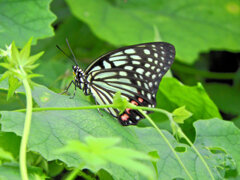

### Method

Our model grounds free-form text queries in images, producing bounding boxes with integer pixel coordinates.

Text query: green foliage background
[0,0,239,179]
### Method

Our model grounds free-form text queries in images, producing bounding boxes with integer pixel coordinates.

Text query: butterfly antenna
[56,45,78,65]
[66,38,78,65]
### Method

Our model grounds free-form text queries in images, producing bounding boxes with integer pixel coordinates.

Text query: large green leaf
[149,78,221,138]
[194,118,240,174]
[204,83,240,115]
[135,118,239,179]
[66,0,240,64]
[0,85,238,179]
[0,163,46,180]
[0,0,56,48]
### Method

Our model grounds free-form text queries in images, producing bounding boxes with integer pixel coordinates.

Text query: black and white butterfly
[63,42,175,126]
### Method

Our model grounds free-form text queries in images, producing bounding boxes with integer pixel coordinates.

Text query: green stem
[66,163,93,180]
[179,129,215,180]
[15,104,116,112]
[138,109,193,180]
[173,63,235,79]
[19,78,33,180]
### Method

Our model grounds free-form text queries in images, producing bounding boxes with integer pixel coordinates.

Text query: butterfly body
[71,42,175,126]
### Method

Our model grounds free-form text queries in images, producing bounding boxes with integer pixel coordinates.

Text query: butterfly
[63,41,175,126]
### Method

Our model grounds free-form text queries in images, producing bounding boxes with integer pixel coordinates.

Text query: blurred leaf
[0,148,14,162]
[0,132,21,158]
[66,0,240,64]
[0,0,56,48]
[172,106,192,124]
[48,160,65,177]
[204,83,240,115]
[0,162,47,180]
[58,137,155,178]
[32,16,114,89]
[232,116,240,129]
[0,85,238,179]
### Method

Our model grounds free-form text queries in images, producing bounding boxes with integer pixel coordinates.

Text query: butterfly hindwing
[83,42,175,125]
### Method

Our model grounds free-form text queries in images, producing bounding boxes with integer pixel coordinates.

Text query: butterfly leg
[60,80,75,95]
[70,83,77,99]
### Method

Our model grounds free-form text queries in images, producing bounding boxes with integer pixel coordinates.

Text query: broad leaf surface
[0,162,46,180]
[204,83,240,115]
[194,118,240,173]
[66,0,240,64]
[0,0,56,48]
[0,85,239,179]
[150,78,221,138]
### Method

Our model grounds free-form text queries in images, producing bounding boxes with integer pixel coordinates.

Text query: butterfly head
[72,65,84,86]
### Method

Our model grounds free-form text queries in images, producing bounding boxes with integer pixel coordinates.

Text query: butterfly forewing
[84,42,175,126]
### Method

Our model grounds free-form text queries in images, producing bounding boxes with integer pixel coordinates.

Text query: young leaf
[172,106,192,124]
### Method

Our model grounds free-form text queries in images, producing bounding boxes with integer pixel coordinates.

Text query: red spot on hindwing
[121,114,129,121]
[131,100,138,106]
[138,97,144,103]
[126,108,131,114]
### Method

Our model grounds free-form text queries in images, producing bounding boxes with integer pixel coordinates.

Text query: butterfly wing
[85,42,175,126]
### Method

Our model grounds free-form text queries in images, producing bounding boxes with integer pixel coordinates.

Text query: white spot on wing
[125,49,135,54]
[119,71,127,76]
[113,61,127,66]
[91,66,101,72]
[136,68,144,74]
[103,61,111,68]
[124,66,133,70]
[132,61,140,65]
[148,58,153,62]
[144,49,150,55]
[109,56,127,61]
[147,93,151,100]
[145,63,150,68]
[111,51,123,56]
[137,81,141,86]
[149,82,153,87]
[154,53,158,58]
[131,55,141,60]
[152,74,156,79]
[146,71,151,77]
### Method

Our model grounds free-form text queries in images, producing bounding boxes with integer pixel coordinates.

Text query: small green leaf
[7,75,21,100]
[113,91,131,114]
[172,106,192,124]
[19,37,32,62]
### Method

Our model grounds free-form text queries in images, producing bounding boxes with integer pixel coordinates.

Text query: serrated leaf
[172,106,192,124]
[66,0,240,64]
[7,75,21,100]
[19,37,32,61]
[0,0,56,48]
